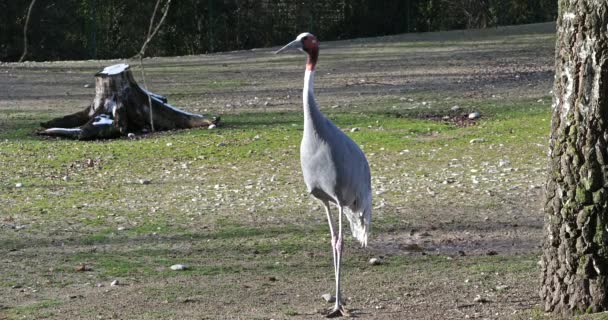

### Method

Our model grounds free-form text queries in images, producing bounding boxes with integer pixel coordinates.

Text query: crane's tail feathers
[344,199,371,248]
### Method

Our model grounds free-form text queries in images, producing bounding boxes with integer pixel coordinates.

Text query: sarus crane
[276,33,372,317]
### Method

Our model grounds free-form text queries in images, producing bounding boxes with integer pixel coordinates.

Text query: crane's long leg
[327,204,346,318]
[322,201,337,273]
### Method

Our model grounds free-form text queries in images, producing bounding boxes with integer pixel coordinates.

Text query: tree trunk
[39,64,219,140]
[541,1,608,315]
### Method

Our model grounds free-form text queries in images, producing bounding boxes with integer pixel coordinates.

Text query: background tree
[541,1,608,314]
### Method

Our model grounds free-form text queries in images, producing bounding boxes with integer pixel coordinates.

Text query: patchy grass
[0,99,550,319]
[4,299,63,319]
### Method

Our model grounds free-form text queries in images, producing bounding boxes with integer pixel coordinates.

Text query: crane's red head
[275,33,319,71]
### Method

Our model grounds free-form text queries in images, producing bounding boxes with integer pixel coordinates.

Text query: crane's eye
[302,36,308,41]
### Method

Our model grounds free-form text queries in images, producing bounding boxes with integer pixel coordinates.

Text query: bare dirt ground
[0,23,574,320]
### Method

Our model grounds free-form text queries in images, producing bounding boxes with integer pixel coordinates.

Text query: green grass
[0,98,549,226]
[66,222,331,278]
[5,299,63,319]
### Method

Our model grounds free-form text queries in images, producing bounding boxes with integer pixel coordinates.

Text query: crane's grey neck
[303,69,322,126]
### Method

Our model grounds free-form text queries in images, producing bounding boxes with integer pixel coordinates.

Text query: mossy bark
[541,0,608,315]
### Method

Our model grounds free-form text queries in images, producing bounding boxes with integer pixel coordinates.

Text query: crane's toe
[326,306,349,318]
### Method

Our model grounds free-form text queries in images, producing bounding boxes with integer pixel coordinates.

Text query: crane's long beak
[275,39,301,54]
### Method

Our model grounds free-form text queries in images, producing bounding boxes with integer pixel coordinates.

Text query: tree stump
[39,63,219,140]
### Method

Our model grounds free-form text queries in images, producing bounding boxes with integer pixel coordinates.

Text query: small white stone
[170,264,188,271]
[321,293,335,303]
[15,183,23,188]
[451,105,461,111]
[62,176,70,181]
[468,112,481,120]
[469,138,485,144]
[127,133,135,139]
[139,179,151,185]
[350,127,360,132]
[208,124,216,129]
[369,257,382,265]
[110,280,119,286]
[473,294,489,303]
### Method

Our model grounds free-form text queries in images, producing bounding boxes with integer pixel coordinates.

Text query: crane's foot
[326,306,349,318]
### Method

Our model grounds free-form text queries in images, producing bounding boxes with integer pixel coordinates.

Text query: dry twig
[134,0,173,132]
[19,0,37,62]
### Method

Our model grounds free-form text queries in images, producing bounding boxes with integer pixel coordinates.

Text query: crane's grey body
[301,70,371,244]
[276,33,371,317]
